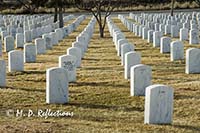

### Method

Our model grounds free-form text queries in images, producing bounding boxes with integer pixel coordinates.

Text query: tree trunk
[54,7,58,23]
[171,0,175,16]
[99,25,104,38]
[59,7,64,28]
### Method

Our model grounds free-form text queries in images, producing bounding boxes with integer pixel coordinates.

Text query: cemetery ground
[0,16,200,132]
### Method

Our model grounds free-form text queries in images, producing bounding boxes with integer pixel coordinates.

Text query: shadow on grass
[174,94,200,100]
[91,36,112,39]
[80,66,122,71]
[82,58,101,61]
[7,71,46,76]
[69,102,143,112]
[72,81,129,88]
[173,124,200,132]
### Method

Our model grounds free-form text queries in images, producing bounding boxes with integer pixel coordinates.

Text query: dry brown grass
[0,17,199,132]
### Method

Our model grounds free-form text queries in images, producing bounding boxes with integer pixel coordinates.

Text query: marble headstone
[121,44,134,66]
[8,50,24,72]
[153,31,162,47]
[170,41,184,61]
[189,29,199,45]
[131,64,152,96]
[24,43,36,63]
[46,67,69,104]
[186,48,200,74]
[144,84,174,124]
[67,47,82,68]
[180,28,188,41]
[35,38,46,54]
[160,37,171,53]
[59,54,77,82]
[16,33,24,48]
[124,51,141,79]
[0,60,6,87]
[4,36,14,52]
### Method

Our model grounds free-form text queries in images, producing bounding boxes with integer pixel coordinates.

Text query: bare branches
[195,0,200,6]
[16,0,47,14]
[74,0,126,37]
[16,0,31,11]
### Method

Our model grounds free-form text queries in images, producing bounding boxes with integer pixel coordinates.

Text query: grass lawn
[0,16,200,132]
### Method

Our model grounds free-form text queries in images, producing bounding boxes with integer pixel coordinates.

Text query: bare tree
[48,0,73,27]
[75,0,126,38]
[16,0,47,14]
[171,0,175,16]
[0,0,20,12]
[195,0,200,7]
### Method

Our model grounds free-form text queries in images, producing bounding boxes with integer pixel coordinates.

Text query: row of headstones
[0,15,86,88]
[0,14,51,28]
[0,15,75,56]
[106,16,174,125]
[128,12,200,45]
[46,17,96,104]
[0,14,71,38]
[131,11,200,25]
[129,12,200,32]
[0,14,62,40]
[119,14,200,74]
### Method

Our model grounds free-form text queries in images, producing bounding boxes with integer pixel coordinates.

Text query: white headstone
[165,24,171,34]
[59,55,77,82]
[24,30,32,43]
[153,31,162,47]
[130,64,152,96]
[139,25,143,37]
[180,28,188,41]
[148,30,154,43]
[171,25,179,38]
[160,37,171,53]
[117,39,128,56]
[135,25,139,36]
[24,43,36,63]
[0,40,2,56]
[0,60,6,87]
[186,48,200,74]
[42,34,52,50]
[46,67,68,104]
[35,38,46,54]
[142,27,148,40]
[125,51,141,79]
[31,29,37,39]
[159,24,165,34]
[50,32,58,45]
[121,44,134,66]
[144,84,174,124]
[72,42,84,57]
[1,31,8,41]
[16,33,24,48]
[8,50,24,72]
[55,28,63,41]
[154,23,159,31]
[189,29,199,45]
[115,33,125,49]
[67,47,82,67]
[170,41,184,61]
[4,36,14,52]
